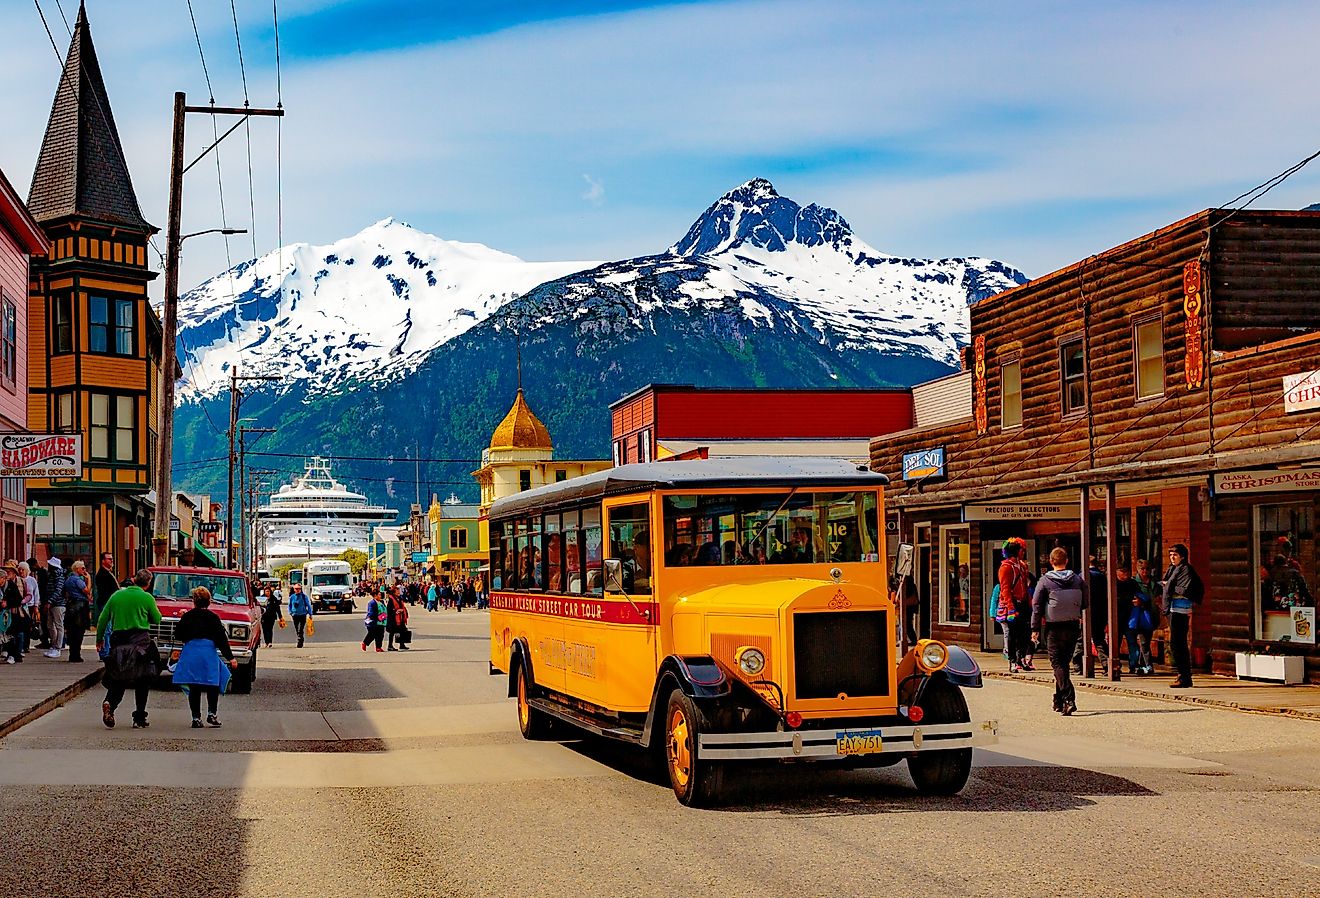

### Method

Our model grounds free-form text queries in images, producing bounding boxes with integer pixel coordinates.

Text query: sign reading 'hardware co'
[0,434,82,478]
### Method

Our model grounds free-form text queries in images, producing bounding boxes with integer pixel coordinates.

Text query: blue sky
[3,0,1320,294]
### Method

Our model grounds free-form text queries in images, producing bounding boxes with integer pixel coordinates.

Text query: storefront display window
[940,525,971,625]
[1088,510,1130,572]
[1254,503,1315,644]
[1137,507,1163,579]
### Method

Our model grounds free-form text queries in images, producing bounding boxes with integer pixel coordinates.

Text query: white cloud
[3,0,1320,292]
[580,174,605,205]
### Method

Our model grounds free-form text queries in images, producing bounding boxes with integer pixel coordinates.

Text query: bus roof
[490,456,888,520]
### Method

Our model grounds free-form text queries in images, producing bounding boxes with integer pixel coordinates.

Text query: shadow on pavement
[1070,707,1200,716]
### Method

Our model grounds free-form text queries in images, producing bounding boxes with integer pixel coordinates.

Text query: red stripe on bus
[489,591,657,626]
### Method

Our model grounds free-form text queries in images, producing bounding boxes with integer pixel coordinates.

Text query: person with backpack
[995,538,1034,673]
[362,591,388,652]
[1162,543,1203,689]
[1031,546,1087,715]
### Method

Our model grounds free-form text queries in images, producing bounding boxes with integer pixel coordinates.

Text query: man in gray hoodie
[1031,547,1087,716]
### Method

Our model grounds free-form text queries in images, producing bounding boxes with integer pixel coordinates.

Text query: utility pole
[226,370,280,568]
[239,426,275,574]
[151,90,283,566]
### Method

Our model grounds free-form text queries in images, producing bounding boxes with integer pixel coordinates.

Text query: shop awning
[193,544,219,568]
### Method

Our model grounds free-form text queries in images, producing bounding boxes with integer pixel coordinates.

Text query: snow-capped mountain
[505,178,1025,369]
[175,219,598,398]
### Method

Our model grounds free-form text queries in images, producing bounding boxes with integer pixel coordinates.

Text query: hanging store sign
[1214,469,1320,494]
[1283,369,1320,414]
[1183,260,1206,390]
[963,503,1080,521]
[0,434,82,478]
[973,335,988,435]
[902,447,946,482]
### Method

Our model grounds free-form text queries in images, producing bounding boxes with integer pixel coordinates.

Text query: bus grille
[792,611,889,699]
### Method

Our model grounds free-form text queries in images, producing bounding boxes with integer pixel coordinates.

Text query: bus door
[595,499,658,711]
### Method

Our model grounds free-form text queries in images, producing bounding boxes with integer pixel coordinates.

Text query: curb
[0,667,104,740]
[983,670,1320,722]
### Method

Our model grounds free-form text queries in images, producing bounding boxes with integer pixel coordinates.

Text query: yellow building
[24,6,165,572]
[472,389,611,571]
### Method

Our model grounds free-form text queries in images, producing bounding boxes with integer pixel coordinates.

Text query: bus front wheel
[515,662,553,740]
[907,678,973,796]
[663,690,724,808]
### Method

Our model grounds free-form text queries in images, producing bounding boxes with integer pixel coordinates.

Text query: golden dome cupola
[489,389,553,452]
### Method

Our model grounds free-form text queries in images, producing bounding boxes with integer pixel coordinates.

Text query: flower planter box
[1234,652,1304,685]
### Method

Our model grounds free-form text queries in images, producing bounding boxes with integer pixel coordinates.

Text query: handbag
[399,627,412,646]
[305,617,315,638]
[278,618,288,629]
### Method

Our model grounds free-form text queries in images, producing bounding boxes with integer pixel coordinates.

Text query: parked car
[146,566,262,693]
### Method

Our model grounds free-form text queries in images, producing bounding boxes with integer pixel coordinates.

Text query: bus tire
[907,678,972,796]
[663,689,724,808]
[515,662,553,740]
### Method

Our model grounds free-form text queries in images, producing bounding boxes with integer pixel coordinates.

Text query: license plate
[835,728,884,756]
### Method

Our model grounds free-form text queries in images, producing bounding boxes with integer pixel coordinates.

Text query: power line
[51,0,70,35]
[1213,146,1320,233]
[249,451,486,464]
[184,0,214,103]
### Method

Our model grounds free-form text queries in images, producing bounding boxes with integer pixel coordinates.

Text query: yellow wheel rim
[667,706,692,789]
[517,672,530,730]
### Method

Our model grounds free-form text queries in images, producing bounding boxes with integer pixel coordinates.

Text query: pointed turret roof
[27,3,152,231]
[489,389,554,452]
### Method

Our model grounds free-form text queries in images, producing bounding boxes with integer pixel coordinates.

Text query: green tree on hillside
[338,549,369,576]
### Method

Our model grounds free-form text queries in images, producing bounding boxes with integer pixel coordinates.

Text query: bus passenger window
[609,503,652,594]
[583,507,603,596]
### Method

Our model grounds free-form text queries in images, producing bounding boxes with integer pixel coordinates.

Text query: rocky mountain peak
[669,178,856,257]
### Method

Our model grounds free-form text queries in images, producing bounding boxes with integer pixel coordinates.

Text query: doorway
[914,523,933,642]
[981,539,1036,652]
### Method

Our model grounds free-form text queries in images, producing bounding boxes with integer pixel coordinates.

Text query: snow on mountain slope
[175,218,598,399]
[518,178,1027,367]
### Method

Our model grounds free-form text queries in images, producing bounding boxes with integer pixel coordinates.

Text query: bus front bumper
[697,720,998,761]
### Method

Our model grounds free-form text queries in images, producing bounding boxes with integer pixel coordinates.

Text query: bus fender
[640,656,731,748]
[507,638,535,699]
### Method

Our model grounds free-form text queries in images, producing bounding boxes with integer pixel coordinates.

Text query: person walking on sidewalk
[1162,544,1203,689]
[96,570,162,729]
[94,552,119,625]
[997,538,1034,673]
[386,588,409,651]
[173,587,238,728]
[3,561,27,663]
[260,586,283,648]
[62,561,92,663]
[39,560,67,658]
[1031,547,1087,716]
[362,592,388,652]
[286,583,312,648]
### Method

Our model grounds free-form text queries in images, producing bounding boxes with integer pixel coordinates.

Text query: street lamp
[182,227,246,242]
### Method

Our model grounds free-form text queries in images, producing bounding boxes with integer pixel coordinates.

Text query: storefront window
[940,525,971,625]
[1255,503,1316,644]
[1089,510,1131,572]
[1137,507,1163,580]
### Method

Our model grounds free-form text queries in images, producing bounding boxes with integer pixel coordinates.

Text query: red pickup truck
[146,566,262,693]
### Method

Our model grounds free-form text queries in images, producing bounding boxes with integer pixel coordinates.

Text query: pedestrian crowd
[1,551,121,664]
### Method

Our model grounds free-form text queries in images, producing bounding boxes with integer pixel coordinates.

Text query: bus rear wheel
[515,662,553,740]
[907,678,973,796]
[663,690,724,808]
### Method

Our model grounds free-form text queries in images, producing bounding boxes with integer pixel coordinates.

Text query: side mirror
[603,558,624,593]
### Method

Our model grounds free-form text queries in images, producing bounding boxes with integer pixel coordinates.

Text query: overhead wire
[228,0,259,260]
[273,0,284,319]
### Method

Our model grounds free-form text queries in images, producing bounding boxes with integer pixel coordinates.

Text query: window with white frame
[1254,503,1315,644]
[1001,359,1022,429]
[1134,318,1164,400]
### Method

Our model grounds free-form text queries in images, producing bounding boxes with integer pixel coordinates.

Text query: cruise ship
[257,457,398,566]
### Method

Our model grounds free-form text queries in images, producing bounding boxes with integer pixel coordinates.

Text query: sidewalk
[0,649,102,740]
[972,651,1320,720]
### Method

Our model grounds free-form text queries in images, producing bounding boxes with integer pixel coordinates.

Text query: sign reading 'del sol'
[964,503,1080,521]
[902,447,946,481]
[0,434,82,478]
[1214,469,1320,494]
[1283,369,1320,414]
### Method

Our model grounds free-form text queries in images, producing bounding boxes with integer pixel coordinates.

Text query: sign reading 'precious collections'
[1283,369,1320,414]
[1214,469,1320,494]
[0,434,82,478]
[963,503,1080,521]
[902,447,946,481]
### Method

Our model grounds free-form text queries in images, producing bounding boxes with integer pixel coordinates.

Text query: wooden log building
[23,5,166,574]
[871,208,1320,684]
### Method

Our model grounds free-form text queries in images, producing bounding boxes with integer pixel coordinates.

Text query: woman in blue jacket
[173,587,237,728]
[362,591,387,652]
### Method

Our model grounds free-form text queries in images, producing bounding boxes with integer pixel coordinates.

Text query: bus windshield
[312,573,350,587]
[661,491,879,567]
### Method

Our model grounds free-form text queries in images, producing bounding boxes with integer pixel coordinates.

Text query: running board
[528,697,645,745]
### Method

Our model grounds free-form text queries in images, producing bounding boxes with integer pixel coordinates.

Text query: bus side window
[583,506,603,596]
[608,503,652,595]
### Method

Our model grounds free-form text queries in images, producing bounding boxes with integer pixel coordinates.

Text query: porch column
[1104,482,1121,682]
[1080,487,1093,679]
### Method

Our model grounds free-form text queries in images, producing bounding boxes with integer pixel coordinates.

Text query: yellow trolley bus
[487,456,996,806]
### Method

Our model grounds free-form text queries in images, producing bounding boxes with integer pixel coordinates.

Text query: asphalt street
[1,608,1317,898]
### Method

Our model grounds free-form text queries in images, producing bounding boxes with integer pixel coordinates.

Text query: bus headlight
[736,646,766,676]
[916,639,948,673]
